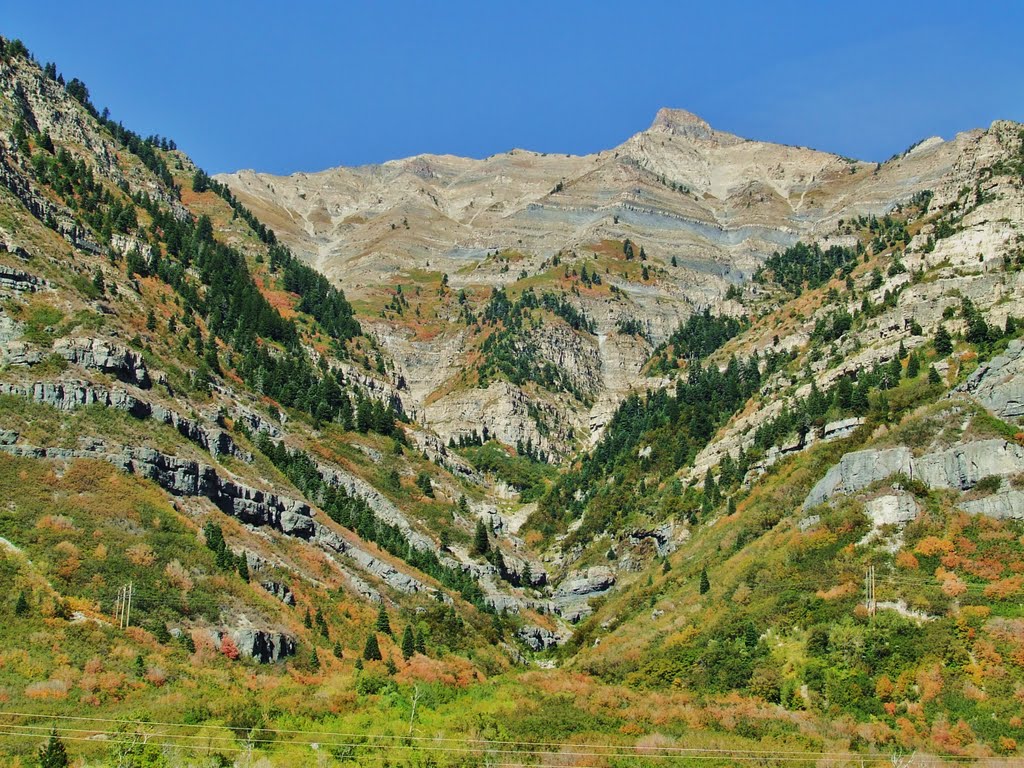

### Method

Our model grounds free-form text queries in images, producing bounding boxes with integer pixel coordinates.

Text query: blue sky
[7,2,1023,174]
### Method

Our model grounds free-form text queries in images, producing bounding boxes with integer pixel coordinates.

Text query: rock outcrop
[0,441,314,538]
[551,566,616,622]
[0,264,46,293]
[213,628,296,664]
[0,380,248,459]
[53,337,150,388]
[804,440,1024,514]
[803,447,914,509]
[956,339,1024,423]
[959,489,1024,520]
[517,624,568,651]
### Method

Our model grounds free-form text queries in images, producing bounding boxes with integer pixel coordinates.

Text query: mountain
[218,107,993,459]
[3,32,1024,765]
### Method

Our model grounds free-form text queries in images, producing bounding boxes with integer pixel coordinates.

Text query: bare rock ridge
[216,108,990,454]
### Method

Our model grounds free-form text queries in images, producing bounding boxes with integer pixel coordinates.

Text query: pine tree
[14,590,28,616]
[385,657,398,675]
[699,567,710,595]
[472,519,489,556]
[375,602,392,635]
[401,625,415,660]
[415,627,427,655]
[236,552,249,581]
[333,641,343,659]
[309,647,320,671]
[316,608,329,638]
[907,351,921,378]
[363,633,382,661]
[303,609,313,630]
[928,365,942,385]
[934,324,953,356]
[146,309,157,331]
[38,728,69,768]
[744,623,759,649]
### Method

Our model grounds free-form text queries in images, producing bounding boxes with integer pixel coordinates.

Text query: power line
[0,713,999,764]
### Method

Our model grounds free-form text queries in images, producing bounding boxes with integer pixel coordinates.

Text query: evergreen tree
[699,567,710,595]
[38,728,69,768]
[385,656,398,675]
[362,633,382,661]
[928,365,942,385]
[310,647,320,671]
[315,608,329,638]
[92,268,105,295]
[303,609,313,630]
[401,625,415,660]
[934,324,953,356]
[415,627,427,655]
[236,552,249,582]
[146,309,156,331]
[375,602,392,635]
[472,519,489,556]
[14,590,29,616]
[415,471,434,497]
[907,351,921,378]
[333,641,343,659]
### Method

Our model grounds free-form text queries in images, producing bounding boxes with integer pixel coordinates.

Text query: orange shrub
[916,536,953,556]
[895,551,919,570]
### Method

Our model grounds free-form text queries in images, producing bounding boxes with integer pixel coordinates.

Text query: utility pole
[124,581,133,630]
[865,565,876,617]
[115,583,134,629]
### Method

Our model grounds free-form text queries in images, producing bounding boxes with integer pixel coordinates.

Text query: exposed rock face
[959,490,1024,520]
[863,493,920,529]
[261,581,296,606]
[53,337,150,388]
[803,447,914,509]
[551,566,616,622]
[215,628,296,664]
[0,380,248,460]
[0,441,314,538]
[805,440,1024,513]
[424,380,574,460]
[915,440,1024,491]
[517,624,568,651]
[956,339,1024,423]
[314,523,435,596]
[0,264,45,292]
[218,109,997,453]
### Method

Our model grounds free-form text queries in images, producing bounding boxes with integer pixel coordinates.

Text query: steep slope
[4,31,1024,767]
[219,107,995,461]
[0,35,542,729]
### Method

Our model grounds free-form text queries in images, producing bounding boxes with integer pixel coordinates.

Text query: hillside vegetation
[1,34,1024,766]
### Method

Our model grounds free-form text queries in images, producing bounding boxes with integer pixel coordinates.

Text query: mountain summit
[648,106,719,140]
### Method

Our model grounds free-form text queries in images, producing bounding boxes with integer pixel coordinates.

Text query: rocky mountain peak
[647,107,716,140]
